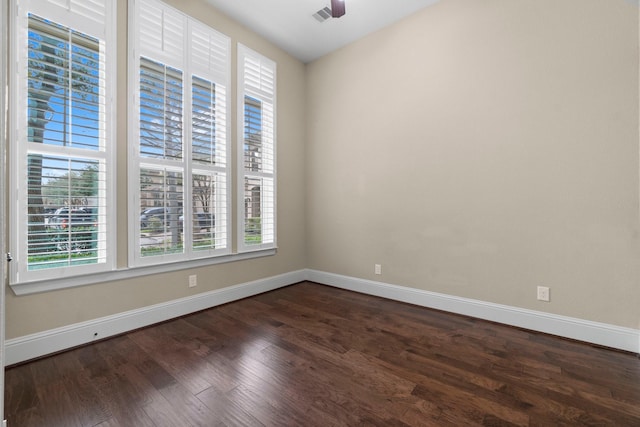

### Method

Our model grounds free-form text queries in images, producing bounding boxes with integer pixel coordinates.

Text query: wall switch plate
[189,275,197,288]
[374,264,382,275]
[537,286,550,302]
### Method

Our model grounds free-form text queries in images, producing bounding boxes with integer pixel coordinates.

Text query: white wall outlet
[189,274,197,288]
[537,286,550,302]
[374,264,382,275]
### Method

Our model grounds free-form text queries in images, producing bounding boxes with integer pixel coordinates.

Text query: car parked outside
[47,207,96,230]
[140,207,182,229]
[178,212,214,230]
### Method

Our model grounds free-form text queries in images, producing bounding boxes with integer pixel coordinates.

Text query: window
[10,0,116,284]
[238,44,276,251]
[129,0,230,266]
[9,0,275,292]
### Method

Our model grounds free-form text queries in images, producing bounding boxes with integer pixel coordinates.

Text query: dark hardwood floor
[4,281,640,426]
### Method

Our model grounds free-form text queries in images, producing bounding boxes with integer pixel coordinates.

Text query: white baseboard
[6,268,638,365]
[306,269,640,354]
[5,270,306,366]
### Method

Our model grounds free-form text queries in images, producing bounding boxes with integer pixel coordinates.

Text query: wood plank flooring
[5,281,640,426]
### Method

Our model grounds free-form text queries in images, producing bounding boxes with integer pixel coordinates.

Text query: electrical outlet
[189,274,197,288]
[374,264,382,275]
[537,286,550,302]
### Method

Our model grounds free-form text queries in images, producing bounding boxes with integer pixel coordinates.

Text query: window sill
[9,248,277,296]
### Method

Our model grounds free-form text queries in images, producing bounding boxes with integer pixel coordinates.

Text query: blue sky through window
[28,15,101,153]
[28,14,102,189]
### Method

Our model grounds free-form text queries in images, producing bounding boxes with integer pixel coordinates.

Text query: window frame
[128,0,232,268]
[1,0,7,420]
[6,0,279,295]
[237,44,277,253]
[9,0,117,285]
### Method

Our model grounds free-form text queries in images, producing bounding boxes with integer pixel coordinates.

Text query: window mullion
[65,28,72,148]
[184,67,193,256]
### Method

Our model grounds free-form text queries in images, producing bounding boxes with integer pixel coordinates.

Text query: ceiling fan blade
[331,0,346,18]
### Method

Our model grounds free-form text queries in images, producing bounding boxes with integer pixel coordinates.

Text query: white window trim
[6,1,279,295]
[1,0,7,422]
[237,44,277,253]
[9,248,276,296]
[128,0,232,268]
[9,0,117,286]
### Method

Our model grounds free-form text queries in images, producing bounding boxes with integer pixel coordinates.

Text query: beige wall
[306,0,640,328]
[5,0,307,338]
[6,0,640,340]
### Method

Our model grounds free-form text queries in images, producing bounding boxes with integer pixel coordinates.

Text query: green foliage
[28,246,97,270]
[42,164,99,205]
[244,218,262,244]
[141,244,184,257]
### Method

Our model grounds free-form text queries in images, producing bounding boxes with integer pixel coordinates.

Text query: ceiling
[204,0,442,63]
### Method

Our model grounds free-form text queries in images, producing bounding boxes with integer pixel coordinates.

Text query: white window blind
[28,0,109,39]
[243,53,276,103]
[137,0,185,67]
[139,57,184,161]
[11,0,116,284]
[191,75,228,250]
[130,0,230,266]
[191,19,228,83]
[238,44,276,251]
